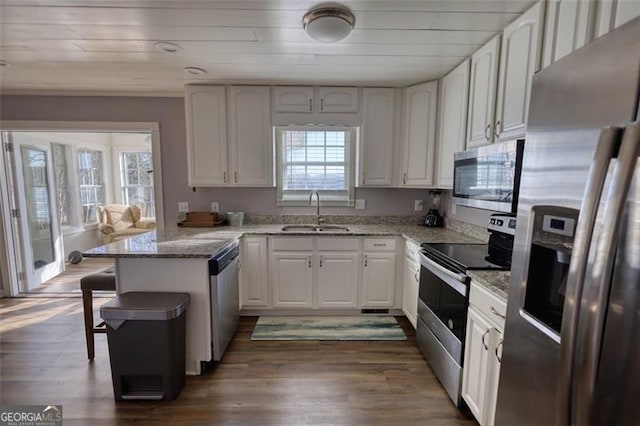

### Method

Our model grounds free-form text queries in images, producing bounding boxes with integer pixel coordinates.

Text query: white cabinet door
[240,237,269,307]
[271,252,313,308]
[436,59,470,188]
[462,306,493,423]
[615,0,640,27]
[494,1,544,142]
[273,86,314,112]
[542,0,596,67]
[401,257,419,329]
[361,252,396,307]
[318,87,359,112]
[359,88,395,187]
[486,328,504,426]
[467,35,501,148]
[399,81,438,187]
[228,86,273,186]
[185,85,228,186]
[317,252,360,308]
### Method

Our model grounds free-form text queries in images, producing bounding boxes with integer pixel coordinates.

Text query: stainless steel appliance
[453,139,524,213]
[417,216,515,406]
[495,17,640,426]
[208,241,240,362]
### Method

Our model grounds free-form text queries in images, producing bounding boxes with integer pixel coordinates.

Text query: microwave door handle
[573,123,640,426]
[557,127,622,426]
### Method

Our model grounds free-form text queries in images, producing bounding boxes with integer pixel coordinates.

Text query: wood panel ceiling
[0,0,537,95]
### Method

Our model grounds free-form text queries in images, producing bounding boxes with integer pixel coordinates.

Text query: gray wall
[440,190,497,227]
[1,95,432,224]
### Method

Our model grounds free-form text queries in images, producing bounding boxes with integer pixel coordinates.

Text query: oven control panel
[488,214,517,236]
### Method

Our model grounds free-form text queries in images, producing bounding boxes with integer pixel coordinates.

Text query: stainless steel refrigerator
[495,17,640,426]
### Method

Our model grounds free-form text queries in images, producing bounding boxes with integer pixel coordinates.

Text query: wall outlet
[178,202,189,213]
[414,199,424,211]
[355,199,366,210]
[211,202,219,213]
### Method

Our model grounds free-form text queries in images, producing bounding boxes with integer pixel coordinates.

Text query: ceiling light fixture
[0,60,11,67]
[183,66,207,76]
[302,6,355,43]
[154,41,183,53]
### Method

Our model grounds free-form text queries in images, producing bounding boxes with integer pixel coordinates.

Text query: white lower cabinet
[401,256,419,328]
[240,237,269,307]
[271,252,313,308]
[462,281,507,426]
[317,252,360,308]
[361,252,396,307]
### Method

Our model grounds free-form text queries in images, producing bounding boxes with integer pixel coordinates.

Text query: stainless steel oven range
[416,215,515,406]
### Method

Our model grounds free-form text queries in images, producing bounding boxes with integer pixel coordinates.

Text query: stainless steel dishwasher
[209,241,240,361]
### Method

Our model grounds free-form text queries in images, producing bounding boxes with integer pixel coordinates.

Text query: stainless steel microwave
[452,140,524,213]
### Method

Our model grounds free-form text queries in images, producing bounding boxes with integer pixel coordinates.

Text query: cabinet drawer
[405,239,420,262]
[470,281,507,329]
[317,237,360,251]
[363,238,396,251]
[270,237,313,251]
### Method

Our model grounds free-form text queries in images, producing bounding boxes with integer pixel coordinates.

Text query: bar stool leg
[82,289,95,361]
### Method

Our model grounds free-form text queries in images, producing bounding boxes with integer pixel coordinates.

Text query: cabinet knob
[495,120,502,138]
[234,171,238,183]
[364,255,368,267]
[308,257,312,268]
[490,305,506,319]
[223,171,227,183]
[319,256,323,267]
[320,98,324,111]
[309,98,313,112]
[403,173,407,184]
[484,124,491,141]
[481,328,490,350]
[495,340,503,363]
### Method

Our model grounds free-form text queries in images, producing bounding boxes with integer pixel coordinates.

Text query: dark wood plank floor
[0,297,475,425]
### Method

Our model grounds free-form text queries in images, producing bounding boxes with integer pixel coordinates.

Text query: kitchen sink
[280,225,350,232]
[316,225,350,232]
[281,225,319,232]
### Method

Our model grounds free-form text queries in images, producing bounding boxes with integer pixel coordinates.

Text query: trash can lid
[100,292,190,321]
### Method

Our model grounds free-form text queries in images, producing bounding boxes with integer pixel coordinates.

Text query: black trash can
[100,292,190,401]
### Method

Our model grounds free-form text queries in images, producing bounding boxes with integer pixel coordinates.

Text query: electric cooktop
[421,243,510,274]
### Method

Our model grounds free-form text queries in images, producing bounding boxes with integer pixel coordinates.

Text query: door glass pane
[22,147,54,269]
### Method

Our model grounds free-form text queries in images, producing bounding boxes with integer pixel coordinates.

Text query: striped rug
[251,316,407,341]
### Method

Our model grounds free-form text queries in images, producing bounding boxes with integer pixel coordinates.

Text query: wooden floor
[0,296,475,425]
[24,257,114,295]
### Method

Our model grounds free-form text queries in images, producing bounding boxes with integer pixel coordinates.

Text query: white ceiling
[0,0,537,95]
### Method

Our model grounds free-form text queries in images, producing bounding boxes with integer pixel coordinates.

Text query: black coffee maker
[424,191,444,227]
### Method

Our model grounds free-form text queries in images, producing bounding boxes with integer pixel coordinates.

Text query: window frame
[51,142,79,233]
[274,125,357,207]
[76,147,107,227]
[117,149,155,220]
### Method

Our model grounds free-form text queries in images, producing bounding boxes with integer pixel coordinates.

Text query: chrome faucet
[308,190,324,225]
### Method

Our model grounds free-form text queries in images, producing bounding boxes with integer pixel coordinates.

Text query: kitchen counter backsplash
[444,217,490,243]
[244,214,425,226]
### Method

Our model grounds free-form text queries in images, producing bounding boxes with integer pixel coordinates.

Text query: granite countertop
[468,270,511,300]
[83,224,483,259]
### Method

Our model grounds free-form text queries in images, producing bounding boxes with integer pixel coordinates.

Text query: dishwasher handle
[209,242,240,275]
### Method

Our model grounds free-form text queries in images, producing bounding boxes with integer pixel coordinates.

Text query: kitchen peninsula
[84,222,484,374]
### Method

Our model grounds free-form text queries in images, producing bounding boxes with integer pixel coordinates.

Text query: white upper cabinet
[272,86,359,113]
[436,59,470,188]
[542,0,597,67]
[318,87,359,112]
[494,1,544,142]
[359,88,396,187]
[185,85,273,187]
[399,81,438,187]
[467,35,501,148]
[228,86,273,186]
[595,0,640,37]
[185,85,228,186]
[272,86,314,112]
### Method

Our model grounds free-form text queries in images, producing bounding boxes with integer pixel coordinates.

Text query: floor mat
[251,316,407,341]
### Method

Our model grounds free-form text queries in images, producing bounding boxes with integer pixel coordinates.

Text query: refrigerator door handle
[573,122,640,425]
[557,126,622,425]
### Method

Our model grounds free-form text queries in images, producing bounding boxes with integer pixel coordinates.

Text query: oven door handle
[419,252,468,297]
